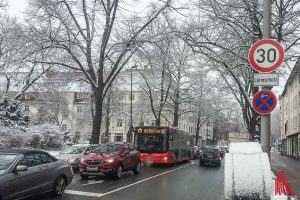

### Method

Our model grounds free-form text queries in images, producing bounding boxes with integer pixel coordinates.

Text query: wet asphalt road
[27,160,224,200]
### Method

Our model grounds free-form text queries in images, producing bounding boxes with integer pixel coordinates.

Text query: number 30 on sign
[248,39,284,73]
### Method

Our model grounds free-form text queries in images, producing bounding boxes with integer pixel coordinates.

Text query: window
[77,106,82,113]
[77,93,83,99]
[114,133,123,142]
[151,120,156,126]
[25,105,29,112]
[62,124,67,131]
[298,114,300,127]
[39,153,55,164]
[19,154,43,167]
[117,119,123,127]
[139,121,144,126]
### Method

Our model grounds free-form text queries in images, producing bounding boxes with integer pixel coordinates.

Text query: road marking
[280,162,287,167]
[80,180,104,186]
[66,162,196,198]
[65,190,104,197]
[99,162,196,197]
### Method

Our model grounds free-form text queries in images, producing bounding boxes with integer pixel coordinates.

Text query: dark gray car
[0,149,73,200]
[199,147,221,167]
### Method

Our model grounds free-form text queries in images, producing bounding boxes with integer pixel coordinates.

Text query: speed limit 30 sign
[248,39,284,73]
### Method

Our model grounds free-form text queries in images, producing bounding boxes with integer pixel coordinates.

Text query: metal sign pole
[261,0,272,158]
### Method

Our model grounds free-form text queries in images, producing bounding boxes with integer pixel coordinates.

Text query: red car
[79,142,141,179]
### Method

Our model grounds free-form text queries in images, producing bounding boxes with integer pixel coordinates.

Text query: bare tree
[180,0,300,137]
[0,15,51,99]
[0,0,7,9]
[33,91,69,126]
[25,0,171,143]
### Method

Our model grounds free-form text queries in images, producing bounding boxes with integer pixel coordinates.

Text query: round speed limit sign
[248,39,284,73]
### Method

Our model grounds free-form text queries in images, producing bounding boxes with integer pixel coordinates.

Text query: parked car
[56,144,98,169]
[193,146,200,159]
[219,146,228,158]
[0,149,73,200]
[79,142,141,179]
[199,147,221,167]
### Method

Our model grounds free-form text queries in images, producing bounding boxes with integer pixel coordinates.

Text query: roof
[0,149,49,155]
[281,58,300,97]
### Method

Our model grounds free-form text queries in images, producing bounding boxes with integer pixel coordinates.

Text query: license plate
[207,156,213,158]
[87,167,98,172]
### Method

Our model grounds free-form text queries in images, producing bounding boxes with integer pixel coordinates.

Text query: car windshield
[93,144,121,153]
[0,154,18,170]
[60,146,86,154]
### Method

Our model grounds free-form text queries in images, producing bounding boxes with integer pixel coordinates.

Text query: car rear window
[203,149,218,154]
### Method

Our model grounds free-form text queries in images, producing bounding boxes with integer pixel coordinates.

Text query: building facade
[280,61,300,159]
[0,69,214,145]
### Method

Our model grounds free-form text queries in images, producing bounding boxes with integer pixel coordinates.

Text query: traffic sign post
[252,90,277,115]
[248,39,284,73]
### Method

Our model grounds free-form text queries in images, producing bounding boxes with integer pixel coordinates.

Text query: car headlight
[80,157,86,164]
[105,158,114,163]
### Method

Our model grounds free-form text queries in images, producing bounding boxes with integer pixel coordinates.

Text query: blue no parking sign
[252,90,277,115]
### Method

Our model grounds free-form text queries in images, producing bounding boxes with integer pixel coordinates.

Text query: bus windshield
[137,134,166,153]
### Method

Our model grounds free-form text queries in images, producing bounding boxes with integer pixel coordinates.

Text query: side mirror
[85,150,90,154]
[123,150,129,155]
[16,165,28,172]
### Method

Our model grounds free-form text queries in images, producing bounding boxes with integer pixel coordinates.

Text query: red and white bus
[134,126,194,165]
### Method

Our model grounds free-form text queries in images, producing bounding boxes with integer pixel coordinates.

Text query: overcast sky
[2,0,286,97]
[6,0,28,19]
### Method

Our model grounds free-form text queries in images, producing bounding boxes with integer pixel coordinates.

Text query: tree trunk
[173,97,179,126]
[195,115,201,146]
[90,88,103,144]
[156,114,161,126]
[104,92,111,142]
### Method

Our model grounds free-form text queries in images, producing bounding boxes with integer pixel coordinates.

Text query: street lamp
[128,65,137,143]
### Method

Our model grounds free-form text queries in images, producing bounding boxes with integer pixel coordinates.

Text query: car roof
[204,147,219,150]
[0,149,49,155]
[72,144,98,147]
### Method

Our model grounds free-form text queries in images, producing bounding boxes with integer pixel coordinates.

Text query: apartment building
[0,69,214,144]
[280,61,300,159]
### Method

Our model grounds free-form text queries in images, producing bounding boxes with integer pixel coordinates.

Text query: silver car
[0,149,73,200]
[56,144,98,169]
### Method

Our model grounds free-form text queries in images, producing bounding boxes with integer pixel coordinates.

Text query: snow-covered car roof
[229,142,262,154]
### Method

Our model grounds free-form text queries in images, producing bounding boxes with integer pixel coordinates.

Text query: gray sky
[2,0,286,98]
[6,0,28,19]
